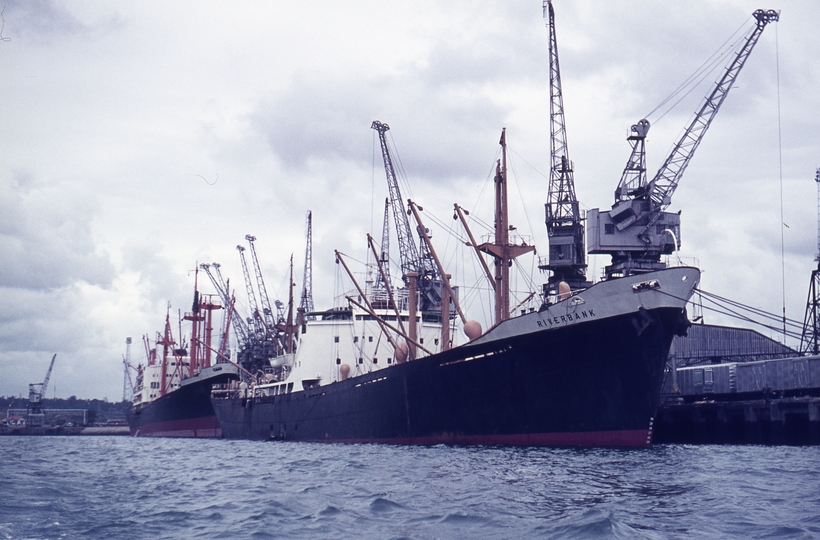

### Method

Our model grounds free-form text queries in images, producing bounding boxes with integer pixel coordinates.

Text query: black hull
[129,365,238,438]
[213,306,683,446]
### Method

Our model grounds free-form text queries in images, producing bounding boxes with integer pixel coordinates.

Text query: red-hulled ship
[128,275,239,437]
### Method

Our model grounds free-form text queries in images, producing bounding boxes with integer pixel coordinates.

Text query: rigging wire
[505,147,537,243]
[776,22,787,340]
[645,17,751,124]
[654,287,805,342]
[695,289,804,331]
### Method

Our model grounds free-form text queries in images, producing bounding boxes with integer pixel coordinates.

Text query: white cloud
[1,0,818,398]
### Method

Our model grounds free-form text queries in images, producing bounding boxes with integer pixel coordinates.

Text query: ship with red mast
[210,5,777,447]
[211,122,699,447]
[128,271,239,437]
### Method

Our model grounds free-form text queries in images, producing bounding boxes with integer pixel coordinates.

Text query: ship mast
[478,129,535,324]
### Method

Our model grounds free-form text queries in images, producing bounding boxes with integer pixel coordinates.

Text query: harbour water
[1,437,818,539]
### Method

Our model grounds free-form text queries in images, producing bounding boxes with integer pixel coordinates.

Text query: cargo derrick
[371,120,442,316]
[540,0,590,296]
[183,269,222,376]
[587,9,779,279]
[153,307,179,397]
[275,255,297,355]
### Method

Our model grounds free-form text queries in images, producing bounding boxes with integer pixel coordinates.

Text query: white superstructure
[252,306,457,397]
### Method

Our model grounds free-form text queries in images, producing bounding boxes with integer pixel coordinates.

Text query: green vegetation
[0,396,131,424]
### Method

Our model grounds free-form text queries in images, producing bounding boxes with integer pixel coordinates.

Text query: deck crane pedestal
[587,9,779,279]
[540,0,591,296]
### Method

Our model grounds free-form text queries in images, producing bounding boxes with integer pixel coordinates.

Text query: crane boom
[200,263,250,347]
[371,120,421,281]
[588,9,778,278]
[236,244,263,339]
[643,9,779,233]
[27,353,57,422]
[300,211,315,317]
[40,353,57,398]
[373,198,393,295]
[541,0,587,292]
[246,235,277,332]
[371,120,441,313]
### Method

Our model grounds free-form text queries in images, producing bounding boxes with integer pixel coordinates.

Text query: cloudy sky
[2,0,818,400]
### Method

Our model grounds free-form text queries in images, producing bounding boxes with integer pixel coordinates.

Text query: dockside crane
[372,198,393,301]
[27,354,57,424]
[122,337,137,402]
[245,234,284,357]
[300,211,315,319]
[372,121,421,281]
[587,9,779,279]
[800,168,820,355]
[200,262,251,354]
[541,0,589,294]
[371,120,441,313]
[236,244,265,343]
[247,235,277,330]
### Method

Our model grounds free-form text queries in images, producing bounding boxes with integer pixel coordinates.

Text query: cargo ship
[212,265,699,446]
[211,121,700,446]
[209,3,777,446]
[128,275,239,437]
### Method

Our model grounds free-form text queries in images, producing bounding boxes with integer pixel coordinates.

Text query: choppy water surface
[1,437,818,539]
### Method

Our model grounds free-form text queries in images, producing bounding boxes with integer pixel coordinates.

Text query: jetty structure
[655,168,820,445]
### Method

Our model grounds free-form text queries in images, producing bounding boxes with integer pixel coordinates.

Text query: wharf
[655,326,820,445]
[0,425,130,436]
[654,396,820,445]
